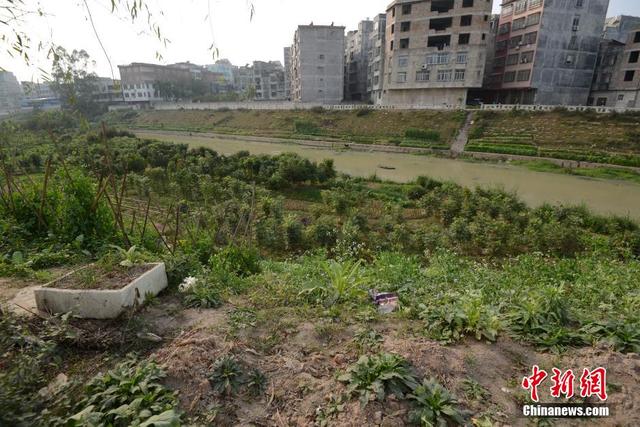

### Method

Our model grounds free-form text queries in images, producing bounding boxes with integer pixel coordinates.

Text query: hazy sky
[1,0,638,82]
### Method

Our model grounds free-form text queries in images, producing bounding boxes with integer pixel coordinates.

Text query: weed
[408,378,465,426]
[208,356,244,397]
[461,378,489,401]
[338,353,419,406]
[300,259,367,306]
[353,328,384,353]
[245,369,268,396]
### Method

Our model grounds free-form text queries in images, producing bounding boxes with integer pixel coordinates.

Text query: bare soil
[138,298,640,427]
[52,264,155,290]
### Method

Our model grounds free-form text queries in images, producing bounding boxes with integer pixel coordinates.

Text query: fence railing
[480,104,640,114]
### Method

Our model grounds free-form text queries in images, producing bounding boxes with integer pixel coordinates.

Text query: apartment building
[367,14,388,104]
[345,20,374,101]
[604,15,640,44]
[284,47,292,99]
[252,61,287,100]
[486,0,609,105]
[118,63,191,103]
[290,24,345,103]
[381,0,492,107]
[590,23,640,108]
[0,71,23,114]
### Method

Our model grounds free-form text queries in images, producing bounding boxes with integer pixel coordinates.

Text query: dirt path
[451,111,473,154]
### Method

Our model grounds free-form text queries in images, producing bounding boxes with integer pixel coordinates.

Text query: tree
[50,47,104,118]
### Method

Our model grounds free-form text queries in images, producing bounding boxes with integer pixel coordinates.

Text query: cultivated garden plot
[1,111,639,426]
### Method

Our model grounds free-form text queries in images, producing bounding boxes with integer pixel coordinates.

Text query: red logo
[521,366,607,402]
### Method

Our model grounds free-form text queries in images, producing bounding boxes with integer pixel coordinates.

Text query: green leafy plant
[353,328,384,353]
[109,245,145,267]
[208,356,244,397]
[300,259,367,305]
[245,369,268,396]
[183,280,222,309]
[408,378,465,426]
[461,378,489,402]
[338,353,419,406]
[69,358,180,427]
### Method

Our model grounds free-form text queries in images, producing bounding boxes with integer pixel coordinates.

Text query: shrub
[300,259,366,305]
[404,128,440,142]
[338,353,419,406]
[356,108,372,117]
[212,245,261,278]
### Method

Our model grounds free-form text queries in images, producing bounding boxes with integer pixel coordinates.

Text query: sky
[1,0,639,82]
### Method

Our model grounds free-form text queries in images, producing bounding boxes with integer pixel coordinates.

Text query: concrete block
[34,263,168,319]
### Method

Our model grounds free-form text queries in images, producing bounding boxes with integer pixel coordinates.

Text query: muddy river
[136,131,640,220]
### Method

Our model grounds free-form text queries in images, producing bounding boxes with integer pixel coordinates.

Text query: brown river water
[137,131,640,220]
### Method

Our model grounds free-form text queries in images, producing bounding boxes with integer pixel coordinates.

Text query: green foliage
[408,378,465,426]
[405,128,441,142]
[69,359,180,426]
[339,353,419,406]
[294,120,320,135]
[208,356,244,397]
[245,369,268,396]
[212,245,261,278]
[300,259,366,306]
[182,279,223,309]
[353,328,384,353]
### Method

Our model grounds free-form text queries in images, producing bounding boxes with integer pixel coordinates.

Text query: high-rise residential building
[0,71,23,114]
[603,15,640,44]
[367,14,387,104]
[589,22,640,108]
[486,0,609,105]
[206,59,237,86]
[284,47,292,99]
[290,24,346,103]
[381,0,493,107]
[345,20,374,101]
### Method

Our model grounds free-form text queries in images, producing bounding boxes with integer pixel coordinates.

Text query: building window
[512,17,526,31]
[496,40,508,51]
[524,31,537,45]
[437,69,452,81]
[457,52,468,64]
[398,55,409,67]
[454,69,466,81]
[400,38,410,49]
[502,5,513,17]
[431,0,455,13]
[635,32,640,43]
[625,70,635,81]
[416,70,430,81]
[576,0,584,7]
[397,72,407,83]
[618,94,625,101]
[630,51,639,63]
[402,4,412,15]
[430,17,453,31]
[527,13,541,26]
[521,51,534,63]
[462,0,474,7]
[499,23,511,35]
[504,71,516,82]
[565,54,575,64]
[391,24,395,34]
[401,21,411,32]
[596,97,607,106]
[319,54,325,60]
[572,16,580,31]
[517,69,531,81]
[494,56,506,68]
[390,40,394,51]
[428,35,451,48]
[391,7,395,17]
[461,15,472,26]
[510,35,523,48]
[529,0,542,7]
[515,0,527,14]
[459,33,470,45]
[506,54,519,65]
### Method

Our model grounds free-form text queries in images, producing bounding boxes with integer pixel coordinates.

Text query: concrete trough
[34,263,168,319]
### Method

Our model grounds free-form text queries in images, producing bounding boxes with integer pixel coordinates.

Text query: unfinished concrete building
[604,15,640,44]
[381,0,492,107]
[486,0,609,105]
[367,14,388,104]
[345,20,374,102]
[290,24,345,103]
[590,22,640,108]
